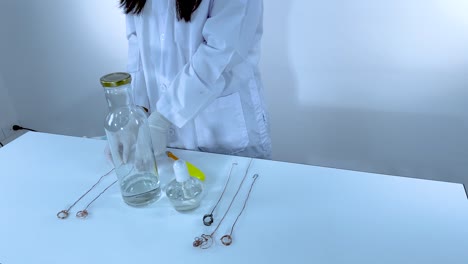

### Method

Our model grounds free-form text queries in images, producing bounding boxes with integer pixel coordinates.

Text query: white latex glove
[105,126,153,174]
[148,111,171,157]
[134,125,154,170]
[104,144,113,165]
[109,129,137,165]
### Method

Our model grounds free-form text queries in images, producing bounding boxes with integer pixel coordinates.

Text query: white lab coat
[126,0,271,158]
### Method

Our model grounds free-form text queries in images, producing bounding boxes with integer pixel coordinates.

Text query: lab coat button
[161,84,167,92]
[160,33,165,41]
[169,127,175,136]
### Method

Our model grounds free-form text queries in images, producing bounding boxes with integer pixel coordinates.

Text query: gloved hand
[148,111,171,157]
[105,124,154,172]
[104,143,113,165]
[106,127,137,165]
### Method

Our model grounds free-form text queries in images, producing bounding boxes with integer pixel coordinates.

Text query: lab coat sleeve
[126,15,150,110]
[157,0,263,128]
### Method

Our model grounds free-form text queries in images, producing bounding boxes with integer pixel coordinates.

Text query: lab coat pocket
[194,92,249,155]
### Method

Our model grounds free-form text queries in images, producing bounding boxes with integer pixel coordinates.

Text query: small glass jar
[100,72,161,207]
[166,160,204,211]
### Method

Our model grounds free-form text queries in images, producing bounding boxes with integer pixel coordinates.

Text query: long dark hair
[120,0,202,22]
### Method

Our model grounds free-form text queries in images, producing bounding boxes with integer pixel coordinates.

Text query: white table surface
[0,132,467,264]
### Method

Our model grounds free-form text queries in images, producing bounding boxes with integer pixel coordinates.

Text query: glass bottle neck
[104,84,134,110]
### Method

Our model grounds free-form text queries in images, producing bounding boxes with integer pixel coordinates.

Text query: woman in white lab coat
[121,0,271,159]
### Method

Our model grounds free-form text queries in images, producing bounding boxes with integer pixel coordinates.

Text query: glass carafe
[100,72,161,207]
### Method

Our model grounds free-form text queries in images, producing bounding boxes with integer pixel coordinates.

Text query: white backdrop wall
[0,0,467,184]
[0,0,126,137]
[261,0,468,183]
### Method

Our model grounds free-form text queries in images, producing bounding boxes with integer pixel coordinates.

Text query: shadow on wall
[260,0,299,156]
[261,1,468,185]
